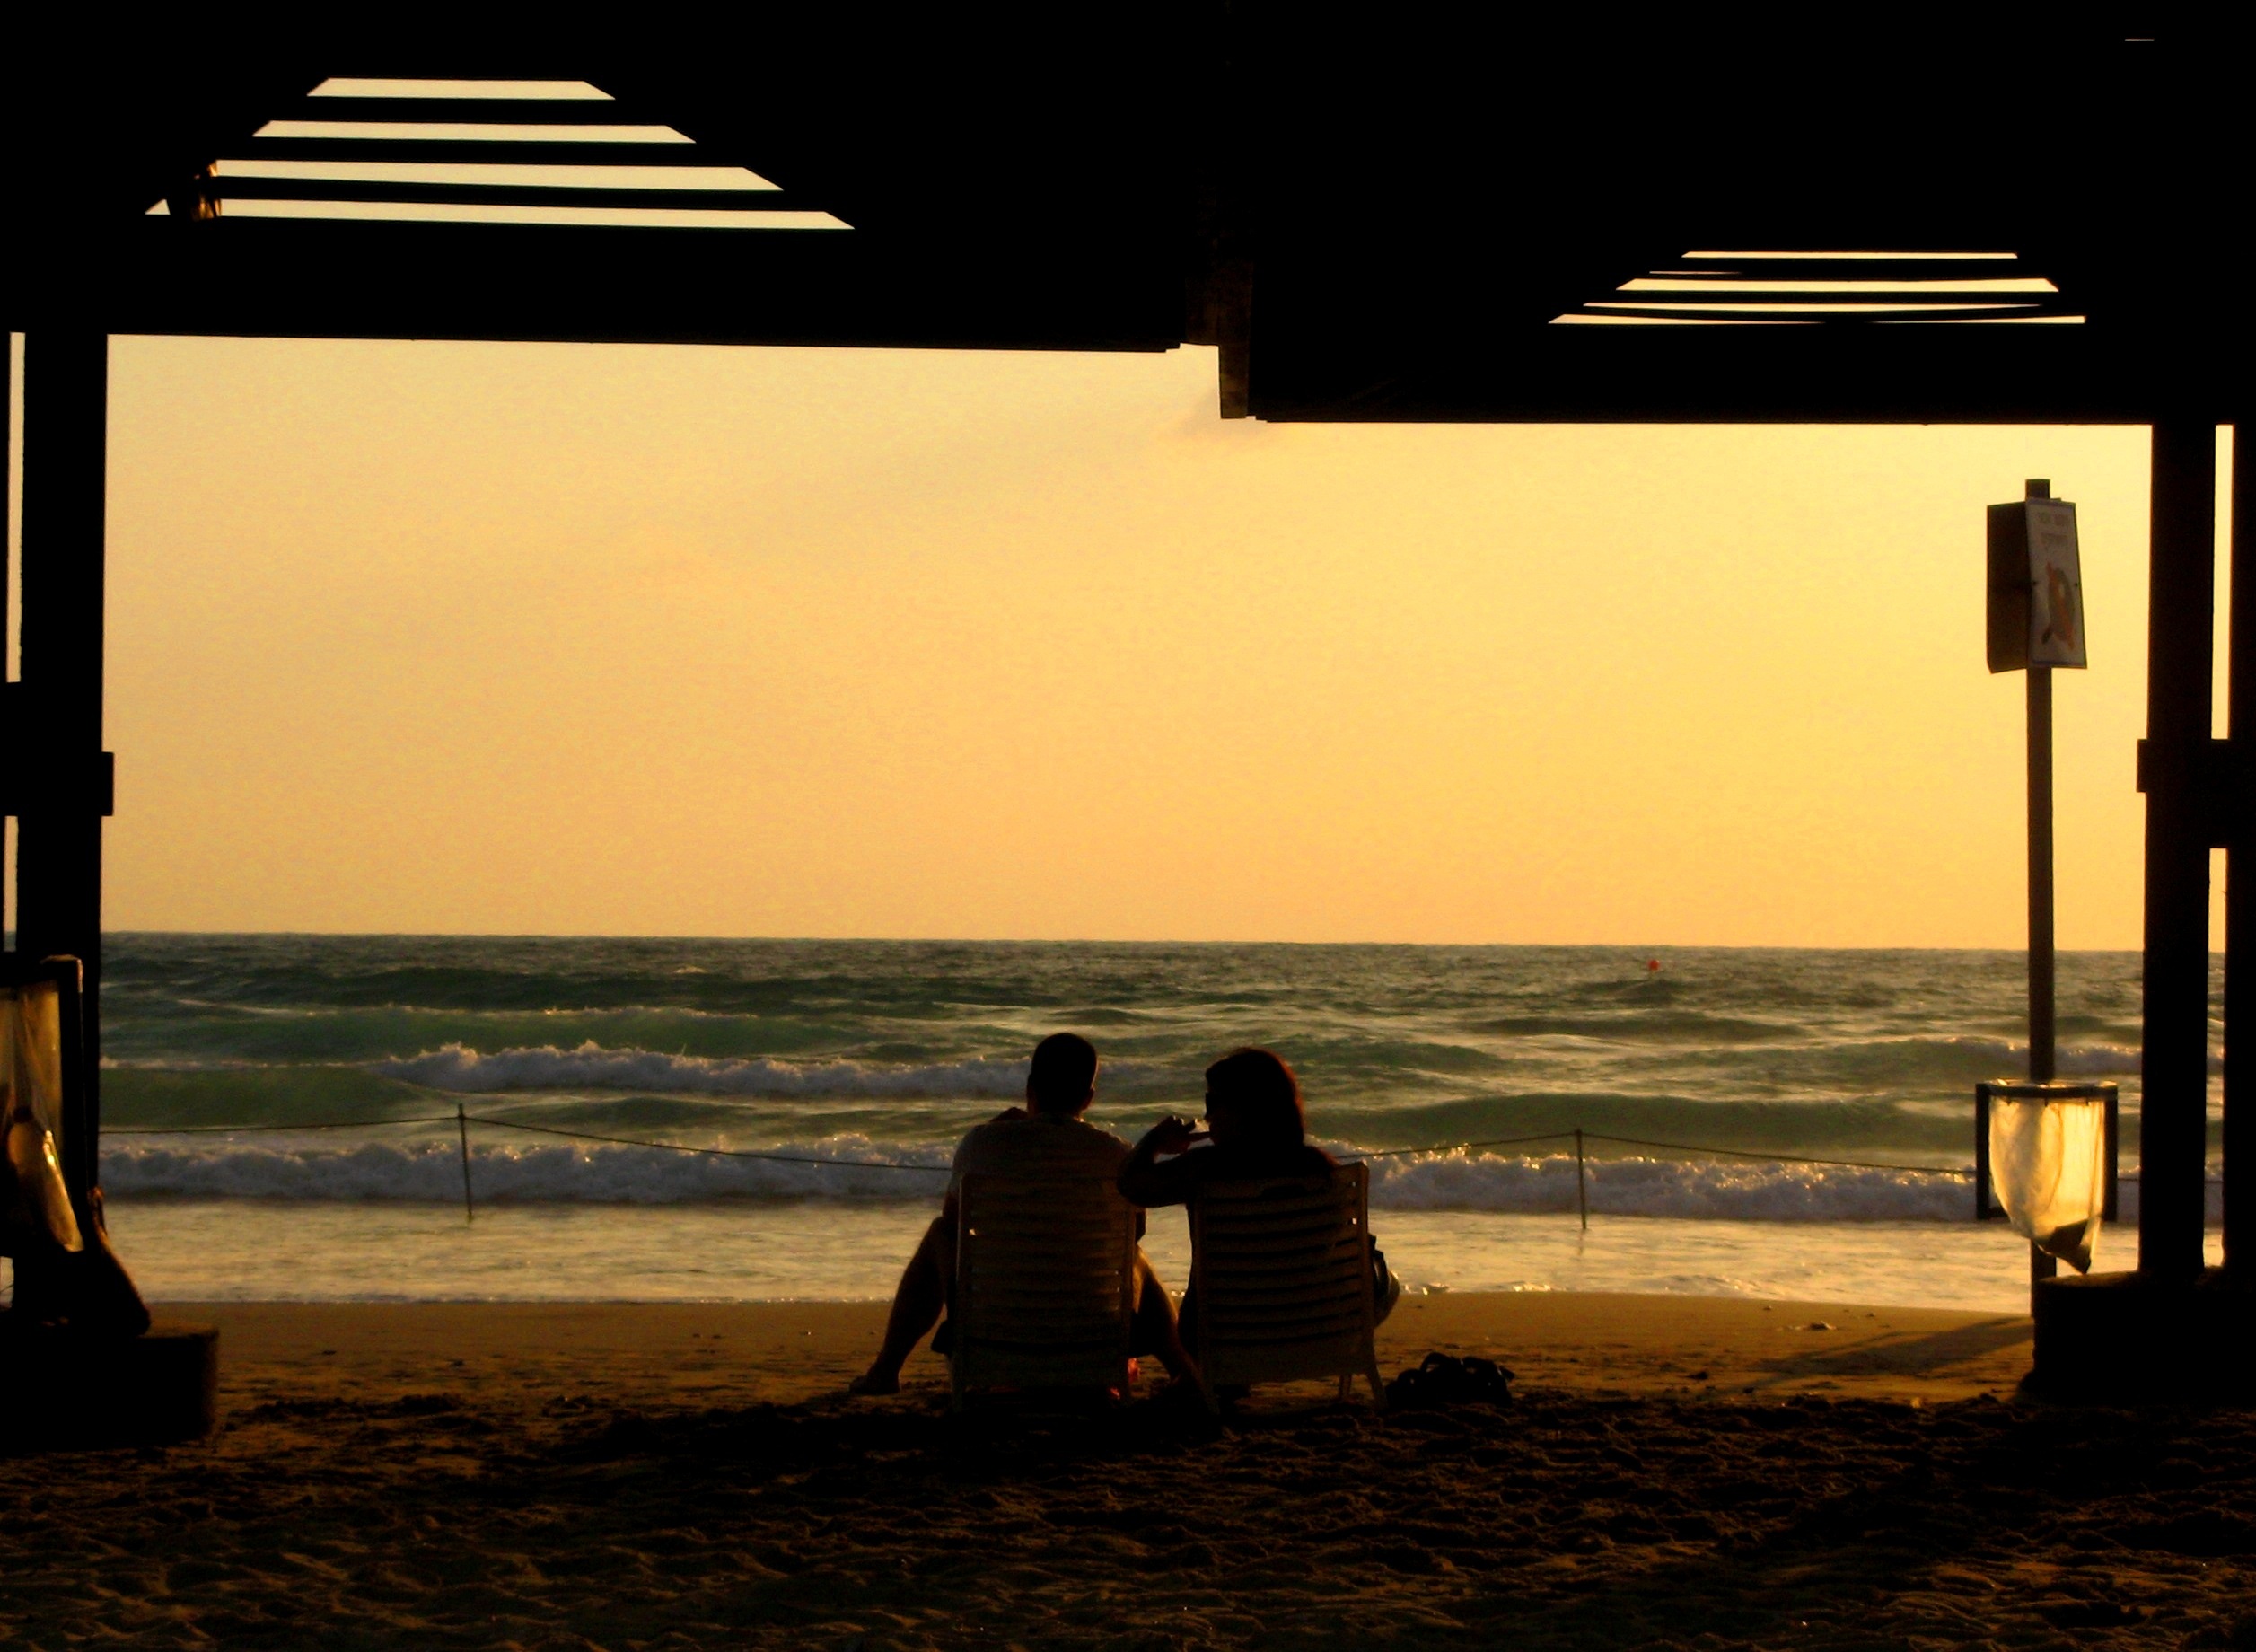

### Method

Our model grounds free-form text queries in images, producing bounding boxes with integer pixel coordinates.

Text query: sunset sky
[90,336,2225,946]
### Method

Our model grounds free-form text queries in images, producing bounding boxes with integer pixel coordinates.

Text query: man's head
[1025,1032,1100,1117]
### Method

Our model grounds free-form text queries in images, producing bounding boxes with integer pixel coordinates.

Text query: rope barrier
[1354,1129,1580,1159]
[97,1107,2230,1236]
[96,1108,2232,1252]
[103,1112,1986,1178]
[1344,1129,1982,1178]
[106,1115,461,1134]
[459,1112,946,1173]
[109,1113,944,1171]
[1581,1133,1976,1178]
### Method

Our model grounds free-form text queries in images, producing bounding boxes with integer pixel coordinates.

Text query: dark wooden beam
[13,332,111,1199]
[2230,422,2252,1278]
[1244,325,2193,425]
[54,219,1189,356]
[2139,419,2219,1279]
[1,334,9,951]
[0,334,8,956]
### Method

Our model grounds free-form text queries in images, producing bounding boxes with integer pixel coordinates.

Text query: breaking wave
[364,1035,2158,1103]
[1838,1036,2151,1078]
[375,1043,1033,1098]
[1363,1151,1974,1221]
[101,1137,950,1204]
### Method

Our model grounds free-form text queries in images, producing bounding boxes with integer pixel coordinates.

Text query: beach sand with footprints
[5,1293,2252,1648]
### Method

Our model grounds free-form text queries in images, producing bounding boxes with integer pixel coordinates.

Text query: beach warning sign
[1988,488,2087,672]
[2024,499,2086,668]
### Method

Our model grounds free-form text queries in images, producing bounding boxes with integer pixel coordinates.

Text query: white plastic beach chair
[1187,1163,1385,1412]
[950,1173,1139,1410]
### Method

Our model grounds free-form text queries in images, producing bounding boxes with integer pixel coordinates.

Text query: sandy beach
[4,1292,2251,1648]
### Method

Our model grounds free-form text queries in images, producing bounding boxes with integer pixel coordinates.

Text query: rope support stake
[457,1103,475,1224]
[1576,1128,1589,1231]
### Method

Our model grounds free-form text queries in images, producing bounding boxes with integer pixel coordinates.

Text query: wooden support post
[2138,419,2217,1281]
[13,331,110,1199]
[2,333,12,952]
[457,1103,476,1223]
[2229,423,2251,1277]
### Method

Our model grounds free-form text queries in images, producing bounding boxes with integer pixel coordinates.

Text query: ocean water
[82,936,2226,1314]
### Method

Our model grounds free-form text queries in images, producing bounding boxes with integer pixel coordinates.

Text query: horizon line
[82,928,2160,954]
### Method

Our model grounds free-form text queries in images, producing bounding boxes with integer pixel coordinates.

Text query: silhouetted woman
[1117,1047,1400,1346]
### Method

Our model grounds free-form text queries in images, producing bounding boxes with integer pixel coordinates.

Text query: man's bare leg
[1132,1253,1199,1389]
[848,1215,952,1395]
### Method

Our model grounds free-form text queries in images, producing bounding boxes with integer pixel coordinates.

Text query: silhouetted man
[848,1032,1193,1394]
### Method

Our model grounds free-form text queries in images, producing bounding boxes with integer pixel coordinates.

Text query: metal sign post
[1986,478,2092,1293]
[2028,659,2055,1090]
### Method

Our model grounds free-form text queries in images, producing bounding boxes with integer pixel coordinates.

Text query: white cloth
[2,980,82,1252]
[1,982,66,1147]
[1990,1095,2108,1273]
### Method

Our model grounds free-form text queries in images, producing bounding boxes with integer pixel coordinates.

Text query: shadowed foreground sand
[4,1294,2252,1649]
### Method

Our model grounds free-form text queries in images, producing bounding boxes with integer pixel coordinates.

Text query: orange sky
[84,336,2227,945]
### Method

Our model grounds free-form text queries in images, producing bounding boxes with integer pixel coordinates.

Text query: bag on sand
[1386,1352,1514,1410]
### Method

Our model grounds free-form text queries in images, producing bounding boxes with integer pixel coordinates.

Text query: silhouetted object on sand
[1,961,148,1337]
[1386,1353,1515,1410]
[0,960,211,1448]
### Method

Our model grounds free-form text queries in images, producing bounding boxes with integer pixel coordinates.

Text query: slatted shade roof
[5,13,2243,421]
[1550,253,2081,328]
[154,78,850,232]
